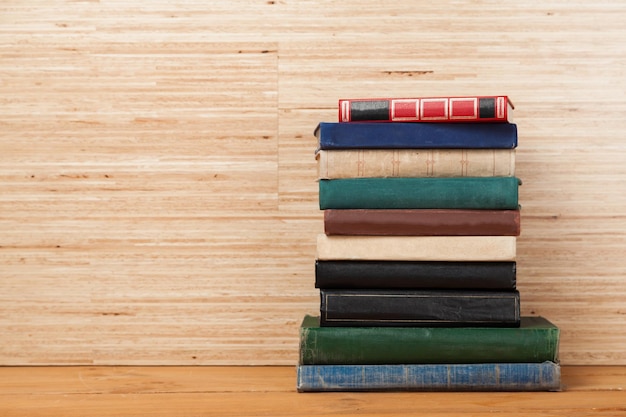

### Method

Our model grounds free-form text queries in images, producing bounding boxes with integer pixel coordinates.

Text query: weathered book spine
[316,149,516,179]
[316,235,517,262]
[315,122,518,150]
[324,209,521,236]
[315,260,516,289]
[300,315,559,365]
[320,289,521,327]
[318,177,520,210]
[296,362,561,392]
[338,96,513,123]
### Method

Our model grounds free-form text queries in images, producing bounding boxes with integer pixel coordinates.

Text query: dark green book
[299,315,559,365]
[318,177,520,210]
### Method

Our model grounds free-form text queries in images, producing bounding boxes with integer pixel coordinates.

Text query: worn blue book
[296,362,561,392]
[315,122,518,150]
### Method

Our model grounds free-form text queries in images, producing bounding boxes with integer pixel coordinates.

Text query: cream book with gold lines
[316,149,515,179]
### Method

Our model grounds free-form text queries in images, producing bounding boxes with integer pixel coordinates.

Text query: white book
[316,234,516,262]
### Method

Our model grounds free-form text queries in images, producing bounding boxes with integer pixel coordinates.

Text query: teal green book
[318,177,520,210]
[297,362,561,392]
[299,315,559,365]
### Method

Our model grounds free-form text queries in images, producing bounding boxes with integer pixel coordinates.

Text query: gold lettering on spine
[357,150,365,177]
[497,96,505,119]
[341,100,350,122]
[426,150,435,176]
[392,150,400,176]
[460,150,469,176]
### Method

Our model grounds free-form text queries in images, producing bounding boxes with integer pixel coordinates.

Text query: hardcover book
[315,260,516,289]
[315,122,518,150]
[297,362,561,392]
[324,209,521,236]
[320,289,521,327]
[339,95,513,123]
[318,177,520,210]
[300,315,559,364]
[316,235,517,262]
[316,149,516,179]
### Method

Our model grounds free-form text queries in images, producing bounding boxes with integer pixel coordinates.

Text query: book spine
[315,260,517,289]
[316,235,517,262]
[300,315,559,365]
[297,362,561,392]
[324,209,521,236]
[338,96,512,123]
[316,149,516,179]
[318,177,520,210]
[315,122,518,149]
[320,289,520,327]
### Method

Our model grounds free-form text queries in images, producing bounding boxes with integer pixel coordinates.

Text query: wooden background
[1,1,624,366]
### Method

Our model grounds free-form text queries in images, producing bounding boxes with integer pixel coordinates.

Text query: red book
[339,95,513,123]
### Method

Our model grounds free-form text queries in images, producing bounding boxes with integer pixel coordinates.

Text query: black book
[315,260,516,290]
[320,289,521,327]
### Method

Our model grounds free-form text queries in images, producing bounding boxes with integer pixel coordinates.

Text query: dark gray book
[320,289,520,327]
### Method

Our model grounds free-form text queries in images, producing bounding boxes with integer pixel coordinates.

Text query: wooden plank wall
[1,1,624,365]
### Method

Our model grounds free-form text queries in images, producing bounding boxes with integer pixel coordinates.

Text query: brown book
[324,209,521,236]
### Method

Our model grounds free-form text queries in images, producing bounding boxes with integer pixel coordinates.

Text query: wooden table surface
[1,366,625,416]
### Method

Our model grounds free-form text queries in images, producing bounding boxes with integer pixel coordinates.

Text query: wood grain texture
[0,1,625,365]
[1,366,625,417]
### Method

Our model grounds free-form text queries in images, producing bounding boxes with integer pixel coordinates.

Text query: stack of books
[297,96,561,392]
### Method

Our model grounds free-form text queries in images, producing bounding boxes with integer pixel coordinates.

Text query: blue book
[315,122,518,150]
[297,362,561,392]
